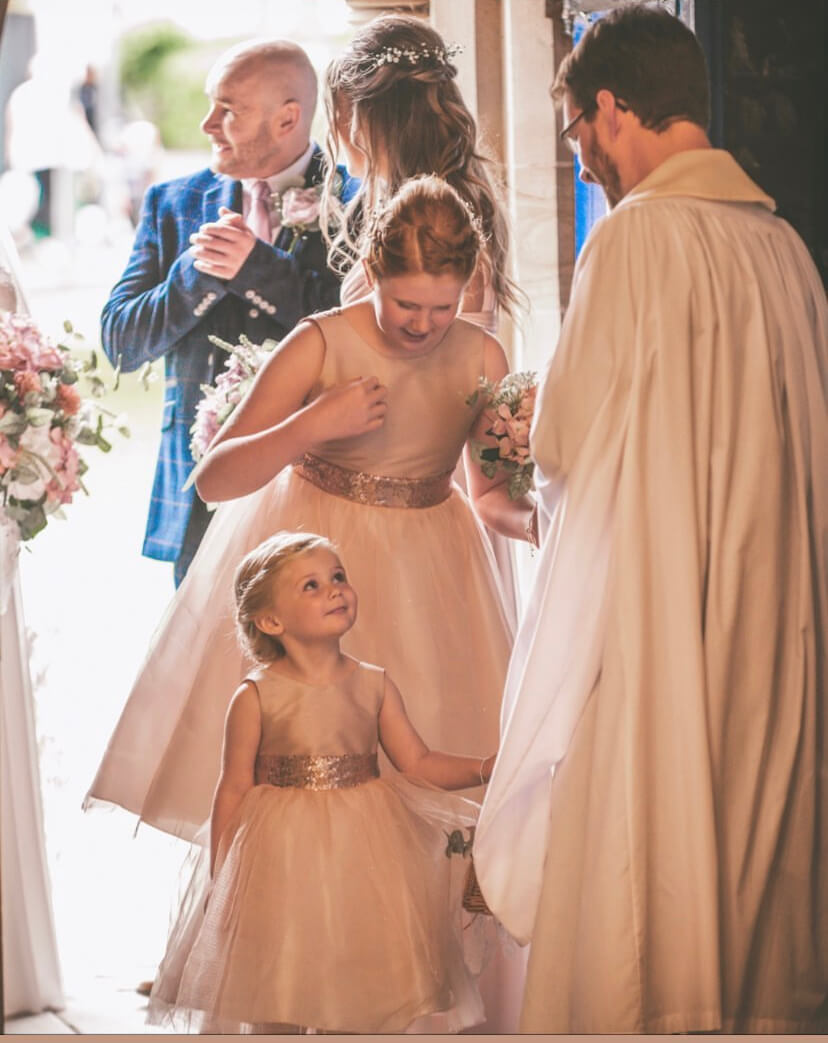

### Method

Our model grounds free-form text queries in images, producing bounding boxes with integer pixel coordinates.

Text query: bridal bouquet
[189,333,277,462]
[467,371,537,499]
[0,312,128,542]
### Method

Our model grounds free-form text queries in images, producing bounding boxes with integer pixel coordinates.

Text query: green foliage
[120,23,192,93]
[118,24,234,150]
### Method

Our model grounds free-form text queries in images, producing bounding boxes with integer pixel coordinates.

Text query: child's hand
[308,376,388,443]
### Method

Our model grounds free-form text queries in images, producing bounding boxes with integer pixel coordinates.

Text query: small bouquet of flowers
[467,370,538,499]
[189,333,277,463]
[0,312,128,542]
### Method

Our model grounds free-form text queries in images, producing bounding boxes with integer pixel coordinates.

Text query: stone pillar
[501,0,560,373]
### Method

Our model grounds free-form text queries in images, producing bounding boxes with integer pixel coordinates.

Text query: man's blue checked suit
[101,146,355,583]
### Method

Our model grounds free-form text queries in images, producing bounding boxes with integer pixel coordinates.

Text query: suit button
[249,308,259,318]
[245,289,255,300]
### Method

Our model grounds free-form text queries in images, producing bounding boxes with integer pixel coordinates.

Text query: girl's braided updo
[234,531,339,664]
[365,174,484,285]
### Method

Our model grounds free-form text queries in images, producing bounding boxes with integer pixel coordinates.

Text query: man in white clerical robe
[475,5,827,1033]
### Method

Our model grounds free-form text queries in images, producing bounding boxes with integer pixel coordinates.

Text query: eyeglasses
[559,103,595,151]
[559,98,630,153]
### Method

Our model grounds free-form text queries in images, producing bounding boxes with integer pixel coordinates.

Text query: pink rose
[0,336,32,370]
[505,417,530,445]
[56,382,82,415]
[0,313,65,372]
[281,187,321,229]
[33,344,65,371]
[0,433,18,473]
[14,370,43,396]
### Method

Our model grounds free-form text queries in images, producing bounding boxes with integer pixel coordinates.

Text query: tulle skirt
[87,468,514,840]
[147,775,493,1034]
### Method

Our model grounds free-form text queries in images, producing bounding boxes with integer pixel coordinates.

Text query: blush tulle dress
[147,660,487,1034]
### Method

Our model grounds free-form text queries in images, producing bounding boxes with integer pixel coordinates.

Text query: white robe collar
[616,148,776,212]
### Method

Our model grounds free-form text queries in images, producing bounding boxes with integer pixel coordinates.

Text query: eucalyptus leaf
[208,334,235,353]
[25,407,54,426]
[138,360,154,390]
[19,505,47,541]
[0,413,26,434]
[3,503,30,521]
[11,462,42,483]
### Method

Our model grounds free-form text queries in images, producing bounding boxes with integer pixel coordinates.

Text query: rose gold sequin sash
[255,752,379,790]
[293,453,453,509]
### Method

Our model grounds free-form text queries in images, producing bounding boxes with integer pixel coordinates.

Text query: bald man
[101,40,357,585]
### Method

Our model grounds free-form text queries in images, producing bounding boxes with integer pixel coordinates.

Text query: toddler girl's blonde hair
[365,174,484,285]
[234,531,339,663]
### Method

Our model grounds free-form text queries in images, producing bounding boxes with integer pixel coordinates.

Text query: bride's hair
[365,174,485,285]
[234,531,339,663]
[321,14,523,318]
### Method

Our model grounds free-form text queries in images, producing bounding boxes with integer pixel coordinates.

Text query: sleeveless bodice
[249,660,384,760]
[306,308,487,479]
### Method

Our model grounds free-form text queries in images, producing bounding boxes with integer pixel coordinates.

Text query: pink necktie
[248,180,273,242]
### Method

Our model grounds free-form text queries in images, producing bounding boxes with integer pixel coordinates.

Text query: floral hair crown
[364,41,464,73]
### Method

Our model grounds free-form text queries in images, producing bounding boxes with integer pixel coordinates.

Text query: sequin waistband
[293,454,453,509]
[255,752,379,790]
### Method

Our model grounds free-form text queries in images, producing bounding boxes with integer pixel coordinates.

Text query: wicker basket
[462,857,492,915]
[460,826,492,915]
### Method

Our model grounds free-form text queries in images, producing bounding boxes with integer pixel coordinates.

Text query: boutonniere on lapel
[277,185,324,254]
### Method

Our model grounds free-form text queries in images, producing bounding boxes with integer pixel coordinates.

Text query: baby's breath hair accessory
[364,41,464,73]
[458,196,489,245]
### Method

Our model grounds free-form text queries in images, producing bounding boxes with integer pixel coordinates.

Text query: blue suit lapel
[202,176,242,222]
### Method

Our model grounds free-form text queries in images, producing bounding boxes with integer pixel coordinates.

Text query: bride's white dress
[0,236,63,1019]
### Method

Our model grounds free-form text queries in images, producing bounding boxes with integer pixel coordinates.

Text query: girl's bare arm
[378,675,495,790]
[209,682,262,876]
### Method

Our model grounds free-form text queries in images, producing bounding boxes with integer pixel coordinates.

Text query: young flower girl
[148,530,495,1034]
